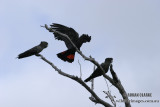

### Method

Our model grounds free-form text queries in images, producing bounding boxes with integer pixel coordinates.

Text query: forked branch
[38,54,113,107]
[41,24,131,107]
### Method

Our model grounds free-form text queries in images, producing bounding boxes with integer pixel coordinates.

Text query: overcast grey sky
[0,0,160,107]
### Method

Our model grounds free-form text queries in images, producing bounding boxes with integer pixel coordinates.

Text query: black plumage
[17,41,48,59]
[49,23,91,63]
[84,58,113,82]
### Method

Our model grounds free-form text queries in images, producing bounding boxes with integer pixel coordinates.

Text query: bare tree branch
[103,91,116,107]
[91,65,95,92]
[89,96,98,104]
[110,64,119,83]
[41,24,131,107]
[38,54,113,107]
[41,24,114,84]
[78,60,82,78]
[110,65,131,107]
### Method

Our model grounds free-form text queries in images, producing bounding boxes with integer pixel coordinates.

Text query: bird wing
[50,23,79,49]
[18,46,39,59]
[84,67,101,82]
[84,62,110,82]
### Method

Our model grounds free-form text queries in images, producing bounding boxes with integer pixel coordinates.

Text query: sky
[0,0,160,107]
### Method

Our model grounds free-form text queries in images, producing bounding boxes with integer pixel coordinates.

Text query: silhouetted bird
[49,23,91,63]
[84,58,113,82]
[17,41,48,59]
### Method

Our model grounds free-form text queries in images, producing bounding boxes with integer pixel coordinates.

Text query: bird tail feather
[18,50,35,59]
[84,76,92,82]
[57,49,75,63]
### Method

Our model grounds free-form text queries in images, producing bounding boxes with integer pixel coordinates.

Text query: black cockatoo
[84,58,113,82]
[49,23,91,63]
[17,41,48,59]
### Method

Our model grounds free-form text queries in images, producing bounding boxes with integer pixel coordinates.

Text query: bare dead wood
[110,65,131,107]
[41,24,131,107]
[38,54,113,107]
[78,60,82,78]
[41,24,114,84]
[103,91,116,107]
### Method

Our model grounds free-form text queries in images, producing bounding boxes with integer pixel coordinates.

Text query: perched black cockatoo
[17,41,48,59]
[49,23,91,63]
[84,58,113,82]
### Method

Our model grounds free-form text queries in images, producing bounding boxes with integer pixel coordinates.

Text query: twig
[91,65,95,91]
[110,64,119,83]
[90,66,95,102]
[110,65,131,107]
[104,77,110,92]
[103,91,116,107]
[103,75,116,107]
[78,60,82,78]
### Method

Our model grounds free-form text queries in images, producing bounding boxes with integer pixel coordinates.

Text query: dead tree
[37,24,131,107]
